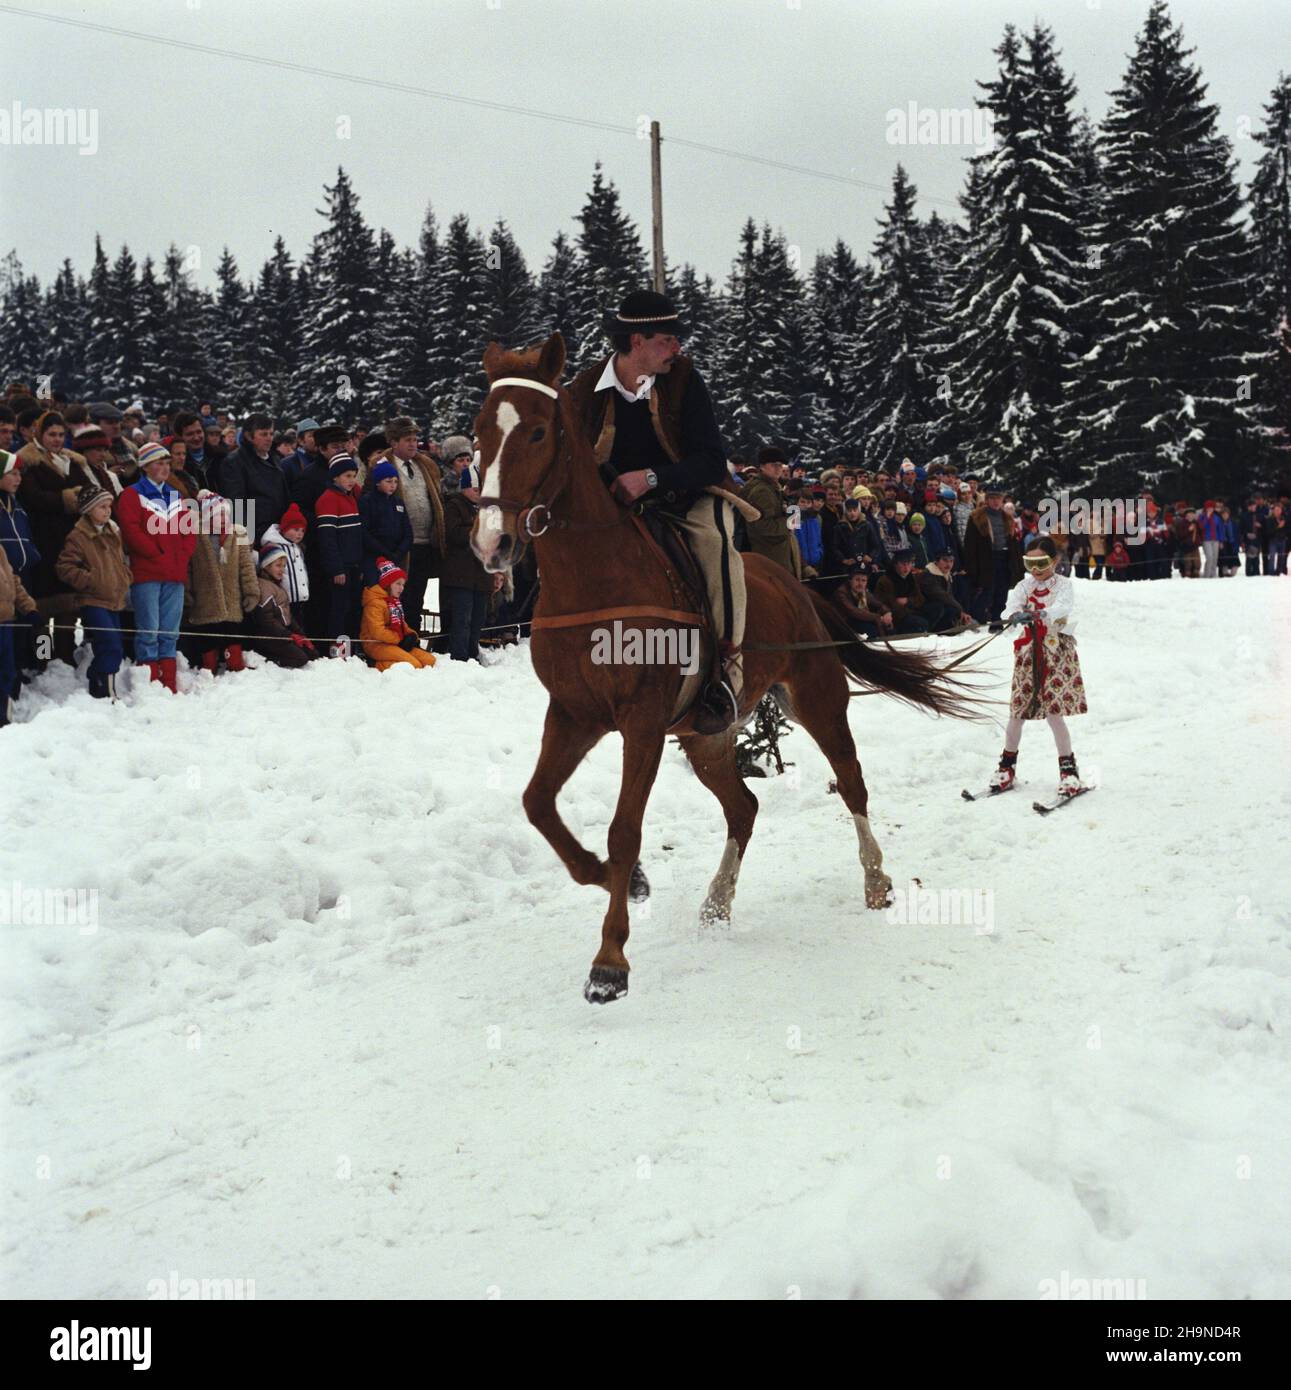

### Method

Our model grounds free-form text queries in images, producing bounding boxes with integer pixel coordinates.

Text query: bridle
[477,376,630,547]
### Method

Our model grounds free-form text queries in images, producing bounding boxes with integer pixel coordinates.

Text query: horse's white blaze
[480,399,520,501]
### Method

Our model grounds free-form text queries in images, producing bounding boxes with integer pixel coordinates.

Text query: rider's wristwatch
[643,469,658,491]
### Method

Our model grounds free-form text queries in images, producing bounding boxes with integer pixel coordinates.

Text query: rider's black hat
[602,289,686,339]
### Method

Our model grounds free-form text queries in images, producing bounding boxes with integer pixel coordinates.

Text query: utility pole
[650,120,665,293]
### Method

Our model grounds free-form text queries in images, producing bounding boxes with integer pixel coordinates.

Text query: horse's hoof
[584,966,629,1004]
[629,862,650,902]
[865,877,894,910]
[699,899,731,928]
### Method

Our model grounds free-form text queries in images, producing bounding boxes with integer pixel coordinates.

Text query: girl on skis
[989,536,1088,796]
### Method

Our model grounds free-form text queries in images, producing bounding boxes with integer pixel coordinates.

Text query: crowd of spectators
[1,381,1286,730]
[727,449,1289,642]
[0,382,521,727]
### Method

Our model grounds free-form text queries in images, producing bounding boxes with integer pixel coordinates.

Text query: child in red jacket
[116,443,197,690]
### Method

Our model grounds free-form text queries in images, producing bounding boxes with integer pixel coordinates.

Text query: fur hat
[441,435,473,462]
[315,424,350,448]
[383,416,418,443]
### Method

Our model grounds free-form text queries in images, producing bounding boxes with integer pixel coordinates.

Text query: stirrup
[692,678,740,734]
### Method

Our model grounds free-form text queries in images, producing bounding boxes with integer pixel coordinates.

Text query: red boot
[200,649,219,674]
[147,661,163,684]
[223,643,246,673]
[158,657,178,693]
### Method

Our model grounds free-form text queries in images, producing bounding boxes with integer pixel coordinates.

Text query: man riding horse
[565,289,745,733]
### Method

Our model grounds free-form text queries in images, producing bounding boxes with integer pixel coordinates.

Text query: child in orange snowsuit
[361,556,436,670]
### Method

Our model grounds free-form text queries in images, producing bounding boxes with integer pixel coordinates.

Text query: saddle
[634,505,707,626]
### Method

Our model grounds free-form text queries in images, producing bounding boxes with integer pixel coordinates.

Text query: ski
[1032,786,1097,815]
[961,782,1018,802]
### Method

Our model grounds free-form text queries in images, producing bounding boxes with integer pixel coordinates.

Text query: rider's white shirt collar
[596,355,654,404]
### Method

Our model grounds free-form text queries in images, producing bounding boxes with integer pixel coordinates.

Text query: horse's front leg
[523,700,608,888]
[584,727,666,1004]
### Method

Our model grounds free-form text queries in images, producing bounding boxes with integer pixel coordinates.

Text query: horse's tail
[807,590,995,720]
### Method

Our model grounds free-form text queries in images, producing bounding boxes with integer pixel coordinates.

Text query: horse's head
[471,332,567,573]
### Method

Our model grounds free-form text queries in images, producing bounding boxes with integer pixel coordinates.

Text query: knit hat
[72,425,111,452]
[370,459,399,485]
[137,441,171,470]
[844,497,861,510]
[939,485,956,500]
[329,453,358,479]
[279,503,307,532]
[258,543,288,571]
[909,512,925,527]
[294,417,321,435]
[441,435,473,462]
[375,556,407,590]
[851,485,873,500]
[77,483,113,515]
[895,502,908,517]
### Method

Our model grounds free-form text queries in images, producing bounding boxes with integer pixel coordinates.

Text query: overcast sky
[0,0,1281,291]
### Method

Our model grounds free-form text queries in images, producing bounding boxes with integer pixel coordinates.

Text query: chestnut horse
[472,333,983,1004]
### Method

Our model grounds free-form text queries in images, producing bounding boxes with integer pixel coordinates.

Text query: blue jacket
[1198,510,1226,542]
[797,511,824,568]
[359,488,413,585]
[0,493,40,579]
[280,447,316,486]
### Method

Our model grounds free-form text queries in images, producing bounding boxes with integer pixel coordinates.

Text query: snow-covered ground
[2,574,1289,1299]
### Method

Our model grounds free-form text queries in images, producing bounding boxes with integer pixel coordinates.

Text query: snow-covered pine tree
[1249,72,1291,473]
[80,237,114,401]
[250,236,300,421]
[42,260,88,400]
[161,244,210,409]
[852,165,941,473]
[668,263,720,370]
[370,244,423,421]
[536,231,582,365]
[481,219,540,352]
[712,219,767,455]
[569,163,650,374]
[404,204,441,423]
[757,225,812,450]
[918,212,965,470]
[939,24,1084,496]
[210,248,257,415]
[1062,1,1265,498]
[297,168,381,421]
[802,240,868,467]
[104,244,144,405]
[0,253,43,391]
[427,213,490,438]
[133,257,170,413]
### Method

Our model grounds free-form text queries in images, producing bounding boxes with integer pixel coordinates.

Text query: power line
[0,3,962,210]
